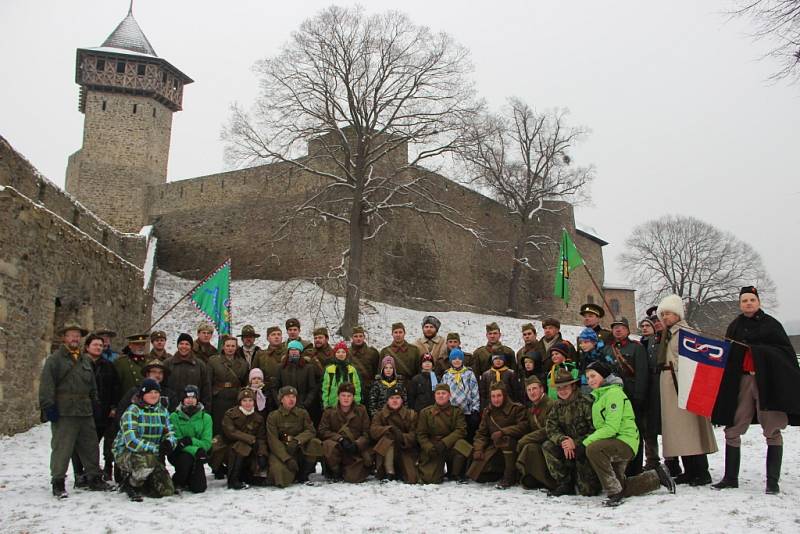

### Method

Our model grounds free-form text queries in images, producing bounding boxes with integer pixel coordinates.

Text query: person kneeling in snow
[211,388,268,489]
[113,378,177,501]
[583,362,675,507]
[370,386,419,483]
[318,382,373,483]
[168,385,213,493]
[267,386,323,488]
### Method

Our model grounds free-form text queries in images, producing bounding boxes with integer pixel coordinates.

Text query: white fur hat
[657,294,684,320]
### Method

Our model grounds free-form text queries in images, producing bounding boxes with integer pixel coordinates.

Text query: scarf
[424,370,438,391]
[491,365,509,384]
[239,406,255,416]
[68,348,80,362]
[447,366,466,387]
[380,376,398,388]
[182,404,200,417]
[250,386,267,411]
[334,359,351,382]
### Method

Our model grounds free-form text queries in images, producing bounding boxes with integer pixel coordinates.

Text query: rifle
[610,343,636,377]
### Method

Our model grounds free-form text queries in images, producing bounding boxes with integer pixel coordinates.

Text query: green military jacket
[545,389,595,446]
[416,403,466,451]
[470,342,517,376]
[379,342,421,380]
[266,406,317,462]
[522,394,553,444]
[207,354,249,394]
[473,399,528,453]
[114,354,147,396]
[192,340,218,364]
[39,345,97,416]
[349,343,380,387]
[254,345,285,388]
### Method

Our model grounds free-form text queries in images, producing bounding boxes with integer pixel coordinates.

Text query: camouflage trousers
[586,438,660,497]
[116,451,175,497]
[541,440,600,496]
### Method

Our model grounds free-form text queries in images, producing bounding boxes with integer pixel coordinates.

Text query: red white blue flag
[677,329,730,417]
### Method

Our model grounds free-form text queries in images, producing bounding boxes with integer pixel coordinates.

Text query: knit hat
[238,388,256,402]
[639,317,656,329]
[333,340,349,357]
[139,378,161,396]
[542,318,560,329]
[521,323,536,333]
[177,332,193,346]
[182,384,200,402]
[586,361,612,378]
[657,294,684,320]
[197,322,214,334]
[434,383,451,393]
[248,368,264,381]
[278,385,298,400]
[446,332,460,342]
[577,328,599,342]
[285,318,301,329]
[337,382,356,395]
[422,315,441,331]
[287,340,304,353]
[549,341,572,359]
[486,322,500,333]
[313,327,329,338]
[448,348,465,362]
[421,353,434,366]
[491,352,506,363]
[391,322,406,332]
[381,355,396,370]
[386,385,403,398]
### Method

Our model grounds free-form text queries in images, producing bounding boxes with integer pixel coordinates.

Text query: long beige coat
[659,320,718,457]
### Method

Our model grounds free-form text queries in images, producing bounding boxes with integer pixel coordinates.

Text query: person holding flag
[656,295,718,486]
[711,286,800,494]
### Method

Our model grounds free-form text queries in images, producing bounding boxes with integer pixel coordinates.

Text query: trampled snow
[2,270,798,532]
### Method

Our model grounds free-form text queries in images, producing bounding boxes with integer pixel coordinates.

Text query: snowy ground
[3,271,798,532]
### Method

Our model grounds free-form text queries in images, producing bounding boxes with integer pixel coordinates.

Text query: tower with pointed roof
[65,4,192,232]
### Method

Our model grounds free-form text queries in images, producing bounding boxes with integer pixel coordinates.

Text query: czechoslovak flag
[677,329,730,417]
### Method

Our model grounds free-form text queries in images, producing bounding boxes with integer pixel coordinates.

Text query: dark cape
[711,309,800,426]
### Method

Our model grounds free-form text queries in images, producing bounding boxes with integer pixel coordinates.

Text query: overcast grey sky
[2,0,798,331]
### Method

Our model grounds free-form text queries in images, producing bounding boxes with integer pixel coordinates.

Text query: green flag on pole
[554,229,584,303]
[190,259,232,339]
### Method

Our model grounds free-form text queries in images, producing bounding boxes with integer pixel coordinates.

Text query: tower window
[586,295,594,304]
[96,58,105,71]
[101,100,107,111]
[116,61,126,73]
[610,298,621,315]
[162,72,168,84]
[172,80,178,90]
[137,64,146,76]
[133,104,138,114]
[152,108,156,117]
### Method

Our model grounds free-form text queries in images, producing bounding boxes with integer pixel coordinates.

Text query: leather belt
[215,382,236,388]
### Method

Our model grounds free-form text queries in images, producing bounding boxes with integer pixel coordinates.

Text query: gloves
[473,450,484,461]
[177,437,193,449]
[391,427,403,444]
[574,444,586,460]
[45,405,60,424]
[340,437,358,455]
[285,457,299,473]
[159,439,174,456]
[491,430,504,445]
[257,456,268,470]
[195,448,208,464]
[433,441,447,454]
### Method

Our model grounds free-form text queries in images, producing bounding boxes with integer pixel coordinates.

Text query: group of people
[39,285,799,506]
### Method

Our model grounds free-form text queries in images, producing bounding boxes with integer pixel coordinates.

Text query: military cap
[434,383,451,393]
[141,359,168,377]
[580,303,605,318]
[197,322,215,334]
[553,368,579,386]
[542,318,561,329]
[521,323,536,333]
[57,322,89,337]
[238,325,260,338]
[391,322,406,332]
[610,318,630,329]
[490,381,508,392]
[485,321,500,333]
[94,328,117,337]
[351,325,365,335]
[278,385,298,400]
[386,385,404,398]
[266,326,281,335]
[238,388,256,402]
[285,318,301,329]
[313,327,329,338]
[446,332,461,342]
[524,376,543,387]
[149,330,167,341]
[126,333,149,344]
[337,382,356,395]
[645,305,658,317]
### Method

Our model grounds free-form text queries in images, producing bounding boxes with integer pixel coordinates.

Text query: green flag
[190,259,232,338]
[554,229,584,303]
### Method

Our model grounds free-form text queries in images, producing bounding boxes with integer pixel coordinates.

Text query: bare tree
[620,215,776,325]
[730,0,800,82]
[456,98,594,316]
[222,6,485,337]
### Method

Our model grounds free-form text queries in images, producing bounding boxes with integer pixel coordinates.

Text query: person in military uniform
[275,340,318,412]
[516,376,556,490]
[370,385,419,483]
[349,325,380,389]
[516,323,542,377]
[712,286,800,494]
[113,333,149,396]
[367,355,407,417]
[235,324,261,369]
[211,388,269,489]
[40,323,111,498]
[467,381,528,488]
[305,327,335,425]
[380,322,422,380]
[72,333,120,485]
[94,328,119,363]
[318,382,373,483]
[266,386,323,487]
[254,326,286,411]
[579,303,613,346]
[113,379,176,501]
[192,322,218,363]
[208,335,250,435]
[148,330,171,361]
[283,317,312,350]
[413,315,447,376]
[638,315,663,471]
[117,359,178,417]
[164,333,212,409]
[533,318,567,381]
[542,369,600,496]
[416,384,471,484]
[478,352,523,411]
[470,322,517,376]
[602,317,649,476]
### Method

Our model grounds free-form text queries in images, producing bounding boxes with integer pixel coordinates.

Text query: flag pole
[678,324,750,349]
[145,258,232,333]
[566,229,618,322]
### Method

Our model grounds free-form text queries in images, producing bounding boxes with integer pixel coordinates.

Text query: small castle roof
[101,7,157,57]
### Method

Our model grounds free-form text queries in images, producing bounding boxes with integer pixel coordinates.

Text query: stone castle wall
[0,136,151,435]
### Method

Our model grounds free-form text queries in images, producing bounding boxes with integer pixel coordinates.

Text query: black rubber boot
[711,446,740,490]
[656,463,676,494]
[495,452,517,489]
[52,477,68,499]
[664,457,683,478]
[86,475,113,492]
[227,456,247,490]
[119,476,143,502]
[603,492,625,507]
[766,445,782,495]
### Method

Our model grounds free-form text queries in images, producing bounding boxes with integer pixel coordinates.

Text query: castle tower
[65,5,192,232]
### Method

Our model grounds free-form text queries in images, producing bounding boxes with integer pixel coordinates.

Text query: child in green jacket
[169,385,213,493]
[321,342,362,409]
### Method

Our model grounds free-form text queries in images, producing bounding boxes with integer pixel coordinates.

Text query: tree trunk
[341,181,366,339]
[506,232,527,317]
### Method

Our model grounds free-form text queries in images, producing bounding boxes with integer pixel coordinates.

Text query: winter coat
[113,354,147,396]
[266,406,320,488]
[349,343,380,388]
[370,405,419,483]
[275,357,317,410]
[169,405,213,457]
[583,375,639,454]
[468,397,528,477]
[163,354,212,408]
[602,338,649,407]
[479,367,523,411]
[658,320,718,457]
[516,343,543,375]
[413,335,448,376]
[191,340,217,364]
[321,362,363,409]
[576,341,613,384]
[713,309,800,426]
[442,366,480,415]
[305,344,335,380]
[208,354,249,434]
[88,355,121,429]
[235,344,261,370]
[113,398,175,455]
[380,342,421,380]
[212,406,268,467]
[519,394,554,445]
[535,334,575,380]
[39,345,97,417]
[149,348,172,362]
[118,385,179,417]
[641,334,662,436]
[407,371,437,412]
[469,342,517,376]
[253,345,285,409]
[416,403,468,484]
[367,375,406,417]
[544,388,595,447]
[318,403,372,483]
